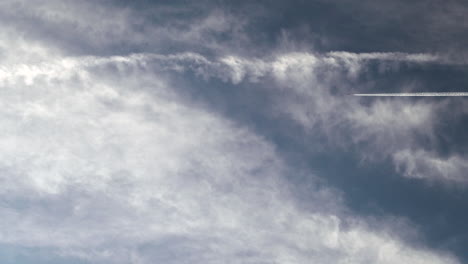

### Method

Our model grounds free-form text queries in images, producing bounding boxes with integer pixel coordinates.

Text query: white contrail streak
[354,92,468,97]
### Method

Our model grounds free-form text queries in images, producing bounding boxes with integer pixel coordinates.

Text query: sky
[0,0,468,263]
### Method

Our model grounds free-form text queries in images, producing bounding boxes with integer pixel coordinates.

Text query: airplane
[354,92,468,96]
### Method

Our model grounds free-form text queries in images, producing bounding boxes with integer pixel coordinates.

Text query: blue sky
[0,0,468,263]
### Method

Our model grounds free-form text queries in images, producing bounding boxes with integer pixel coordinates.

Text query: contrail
[354,92,468,97]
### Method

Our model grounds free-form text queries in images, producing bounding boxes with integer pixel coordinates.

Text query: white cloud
[0,0,248,56]
[2,49,464,184]
[394,149,468,183]
[0,1,464,262]
[214,52,465,182]
[0,50,459,263]
[327,51,440,62]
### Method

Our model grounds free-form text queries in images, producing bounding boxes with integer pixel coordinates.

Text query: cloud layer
[1,1,468,263]
[0,47,461,263]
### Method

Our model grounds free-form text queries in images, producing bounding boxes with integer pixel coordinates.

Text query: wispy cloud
[0,49,460,263]
[1,1,467,263]
[3,50,465,185]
